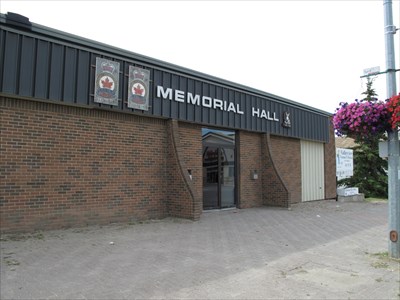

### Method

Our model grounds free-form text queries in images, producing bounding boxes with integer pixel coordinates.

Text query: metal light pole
[383,0,399,259]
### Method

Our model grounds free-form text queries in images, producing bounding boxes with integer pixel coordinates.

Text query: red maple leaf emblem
[134,84,144,96]
[101,77,113,89]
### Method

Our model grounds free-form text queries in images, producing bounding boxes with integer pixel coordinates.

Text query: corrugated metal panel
[301,140,325,201]
[0,29,4,88]
[19,35,35,96]
[0,15,331,142]
[2,30,19,94]
[76,50,90,104]
[34,40,50,99]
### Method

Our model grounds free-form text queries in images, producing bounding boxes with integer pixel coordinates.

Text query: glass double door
[202,145,236,209]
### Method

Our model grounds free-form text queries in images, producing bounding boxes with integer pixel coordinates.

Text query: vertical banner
[128,66,150,110]
[94,57,120,106]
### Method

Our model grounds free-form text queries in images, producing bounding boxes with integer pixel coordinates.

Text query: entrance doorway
[202,129,236,210]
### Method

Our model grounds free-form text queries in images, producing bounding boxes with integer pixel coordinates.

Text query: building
[0,13,336,233]
[335,137,357,149]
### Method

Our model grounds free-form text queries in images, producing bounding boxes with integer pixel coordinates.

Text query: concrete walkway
[1,200,399,299]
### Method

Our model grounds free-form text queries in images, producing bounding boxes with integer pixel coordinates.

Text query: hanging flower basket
[333,99,392,142]
[388,94,400,130]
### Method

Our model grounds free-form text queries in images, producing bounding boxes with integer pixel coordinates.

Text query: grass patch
[371,251,389,259]
[370,251,400,263]
[128,220,147,226]
[365,198,387,203]
[4,258,20,266]
[32,232,44,240]
[0,231,45,242]
[371,261,390,269]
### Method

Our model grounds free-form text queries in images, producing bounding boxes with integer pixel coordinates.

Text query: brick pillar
[261,134,290,208]
[324,117,337,199]
[237,131,263,208]
[166,120,202,220]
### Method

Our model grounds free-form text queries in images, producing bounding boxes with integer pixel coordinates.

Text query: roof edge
[0,12,332,117]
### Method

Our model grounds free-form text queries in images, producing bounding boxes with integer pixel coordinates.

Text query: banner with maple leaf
[128,66,150,111]
[94,58,120,106]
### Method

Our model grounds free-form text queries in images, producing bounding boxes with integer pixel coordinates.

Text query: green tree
[361,77,378,101]
[339,141,388,198]
[338,78,388,198]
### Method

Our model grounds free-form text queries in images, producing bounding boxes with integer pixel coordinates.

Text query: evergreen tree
[338,140,388,198]
[338,78,388,198]
[361,77,378,101]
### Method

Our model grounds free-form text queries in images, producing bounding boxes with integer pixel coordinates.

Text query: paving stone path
[1,200,399,299]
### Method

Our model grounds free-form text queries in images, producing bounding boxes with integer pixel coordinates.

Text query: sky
[1,0,399,114]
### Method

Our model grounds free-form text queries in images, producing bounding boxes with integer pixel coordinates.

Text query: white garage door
[301,140,325,202]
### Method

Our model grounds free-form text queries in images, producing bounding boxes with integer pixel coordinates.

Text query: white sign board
[363,66,380,76]
[336,148,353,180]
[337,187,359,196]
[379,141,388,158]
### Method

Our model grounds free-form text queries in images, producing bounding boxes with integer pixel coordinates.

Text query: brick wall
[0,96,337,233]
[237,131,263,208]
[0,97,170,232]
[268,135,302,205]
[236,132,302,208]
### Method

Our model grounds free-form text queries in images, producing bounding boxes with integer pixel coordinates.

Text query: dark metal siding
[0,18,331,142]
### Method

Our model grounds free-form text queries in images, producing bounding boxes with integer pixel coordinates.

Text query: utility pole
[383,0,399,259]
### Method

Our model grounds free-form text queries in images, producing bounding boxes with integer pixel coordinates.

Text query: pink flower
[332,99,392,142]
